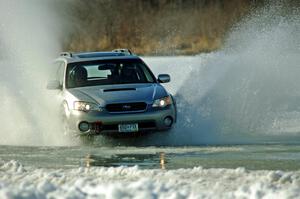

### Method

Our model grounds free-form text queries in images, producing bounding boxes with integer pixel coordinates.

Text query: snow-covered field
[1,159,300,199]
[1,145,300,199]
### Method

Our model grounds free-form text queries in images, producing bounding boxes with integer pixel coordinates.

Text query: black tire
[171,95,177,123]
[60,102,74,136]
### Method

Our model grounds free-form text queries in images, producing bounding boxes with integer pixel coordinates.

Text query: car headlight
[152,96,172,108]
[73,101,102,112]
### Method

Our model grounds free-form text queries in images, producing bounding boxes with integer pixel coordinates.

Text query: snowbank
[1,160,300,199]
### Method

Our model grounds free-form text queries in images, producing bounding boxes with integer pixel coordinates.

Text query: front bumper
[66,105,176,135]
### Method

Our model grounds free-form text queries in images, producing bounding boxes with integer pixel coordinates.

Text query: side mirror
[47,80,62,90]
[158,74,170,83]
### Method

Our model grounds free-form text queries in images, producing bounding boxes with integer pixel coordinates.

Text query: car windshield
[66,59,156,88]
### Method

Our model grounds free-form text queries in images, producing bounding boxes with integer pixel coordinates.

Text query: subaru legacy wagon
[47,49,176,136]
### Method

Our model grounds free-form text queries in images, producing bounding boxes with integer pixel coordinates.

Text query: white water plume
[0,0,70,145]
[171,2,300,144]
[140,2,300,146]
[0,1,299,147]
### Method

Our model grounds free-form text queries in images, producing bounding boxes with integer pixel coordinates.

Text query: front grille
[106,102,147,113]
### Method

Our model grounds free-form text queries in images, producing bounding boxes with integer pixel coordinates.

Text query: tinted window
[50,61,65,86]
[66,59,156,88]
[57,62,65,86]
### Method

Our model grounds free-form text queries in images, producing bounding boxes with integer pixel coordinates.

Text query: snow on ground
[1,160,300,199]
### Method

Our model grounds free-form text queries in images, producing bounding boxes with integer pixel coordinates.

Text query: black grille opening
[139,121,156,128]
[106,102,147,113]
[102,121,156,131]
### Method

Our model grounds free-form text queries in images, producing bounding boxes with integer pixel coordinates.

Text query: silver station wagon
[47,49,176,136]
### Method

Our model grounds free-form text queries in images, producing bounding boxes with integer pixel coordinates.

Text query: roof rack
[60,52,73,57]
[112,49,133,55]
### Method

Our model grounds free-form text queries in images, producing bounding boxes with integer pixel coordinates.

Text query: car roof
[57,50,141,64]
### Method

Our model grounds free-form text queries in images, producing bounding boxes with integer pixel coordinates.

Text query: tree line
[62,0,262,55]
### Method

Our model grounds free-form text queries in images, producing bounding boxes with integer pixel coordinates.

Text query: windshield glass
[66,59,156,88]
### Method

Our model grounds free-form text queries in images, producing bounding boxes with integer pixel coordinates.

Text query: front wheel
[62,115,72,136]
[171,95,177,123]
[60,102,75,136]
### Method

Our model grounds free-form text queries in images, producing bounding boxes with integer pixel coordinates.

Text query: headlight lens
[152,96,172,108]
[73,101,102,112]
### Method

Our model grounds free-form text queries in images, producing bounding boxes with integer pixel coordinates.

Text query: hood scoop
[103,88,136,92]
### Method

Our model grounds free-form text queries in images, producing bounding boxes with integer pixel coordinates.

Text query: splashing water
[0,0,70,145]
[0,1,299,146]
[145,2,300,145]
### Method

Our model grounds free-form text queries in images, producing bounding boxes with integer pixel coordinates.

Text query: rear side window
[56,62,65,86]
[50,61,65,86]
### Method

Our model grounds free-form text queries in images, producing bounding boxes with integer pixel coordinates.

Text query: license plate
[118,123,139,133]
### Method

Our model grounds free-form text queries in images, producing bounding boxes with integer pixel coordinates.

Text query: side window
[139,63,155,82]
[55,62,65,86]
